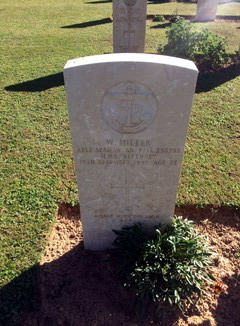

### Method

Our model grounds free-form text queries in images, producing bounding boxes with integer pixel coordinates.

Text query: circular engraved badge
[123,0,137,7]
[101,81,158,134]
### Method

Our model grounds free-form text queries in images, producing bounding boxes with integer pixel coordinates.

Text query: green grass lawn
[0,0,240,323]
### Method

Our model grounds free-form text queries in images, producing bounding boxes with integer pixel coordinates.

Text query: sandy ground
[22,204,240,326]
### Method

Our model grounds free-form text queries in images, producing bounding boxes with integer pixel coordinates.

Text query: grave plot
[36,204,240,326]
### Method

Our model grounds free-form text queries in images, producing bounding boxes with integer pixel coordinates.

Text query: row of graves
[114,0,222,54]
[64,0,201,249]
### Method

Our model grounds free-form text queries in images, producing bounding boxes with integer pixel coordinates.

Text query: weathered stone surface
[196,0,218,21]
[64,53,198,250]
[113,0,147,53]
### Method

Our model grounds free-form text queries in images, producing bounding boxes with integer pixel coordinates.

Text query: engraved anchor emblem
[115,83,148,127]
[101,81,158,134]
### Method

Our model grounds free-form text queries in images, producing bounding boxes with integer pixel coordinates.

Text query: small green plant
[153,14,165,22]
[112,217,215,315]
[158,19,230,69]
[169,7,182,24]
[169,15,184,23]
[169,15,185,24]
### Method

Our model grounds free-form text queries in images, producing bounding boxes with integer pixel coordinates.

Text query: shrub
[169,15,184,24]
[153,15,165,22]
[112,217,215,315]
[158,19,229,69]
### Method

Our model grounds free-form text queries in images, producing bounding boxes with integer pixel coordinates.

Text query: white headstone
[64,53,198,250]
[196,0,218,22]
[113,0,147,53]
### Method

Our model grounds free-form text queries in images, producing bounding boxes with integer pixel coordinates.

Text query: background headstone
[195,0,218,22]
[113,0,147,53]
[64,53,198,250]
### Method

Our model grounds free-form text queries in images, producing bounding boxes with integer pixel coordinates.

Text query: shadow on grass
[150,22,171,29]
[148,0,172,4]
[87,0,112,3]
[5,72,64,92]
[61,17,112,29]
[5,64,239,93]
[196,64,240,93]
[0,264,40,326]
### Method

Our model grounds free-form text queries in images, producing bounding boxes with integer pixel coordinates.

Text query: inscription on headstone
[195,0,218,22]
[64,53,198,250]
[113,0,147,53]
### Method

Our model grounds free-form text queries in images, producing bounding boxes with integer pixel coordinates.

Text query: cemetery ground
[0,0,239,325]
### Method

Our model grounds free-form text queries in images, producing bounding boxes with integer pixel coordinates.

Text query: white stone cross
[111,169,145,214]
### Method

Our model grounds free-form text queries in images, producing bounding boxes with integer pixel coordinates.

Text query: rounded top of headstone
[123,0,137,7]
[64,54,198,73]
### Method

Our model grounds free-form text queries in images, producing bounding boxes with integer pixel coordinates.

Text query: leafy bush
[112,217,215,315]
[158,19,229,69]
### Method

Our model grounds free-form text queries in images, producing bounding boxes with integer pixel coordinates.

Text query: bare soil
[23,204,240,326]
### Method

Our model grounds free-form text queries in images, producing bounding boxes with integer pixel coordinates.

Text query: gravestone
[113,0,147,53]
[195,0,218,22]
[64,53,198,250]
